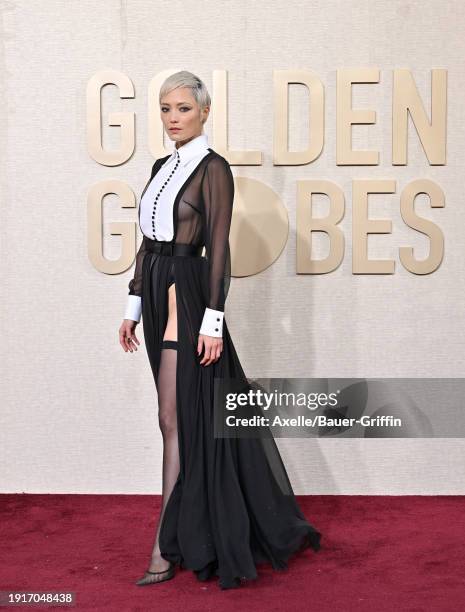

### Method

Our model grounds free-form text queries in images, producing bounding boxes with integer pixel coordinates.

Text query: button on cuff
[199,307,224,338]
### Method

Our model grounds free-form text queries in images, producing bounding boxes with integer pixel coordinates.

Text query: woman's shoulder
[202,149,233,180]
[204,148,230,167]
[148,154,171,180]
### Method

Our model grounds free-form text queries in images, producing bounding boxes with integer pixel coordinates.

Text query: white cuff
[199,307,224,338]
[124,295,142,322]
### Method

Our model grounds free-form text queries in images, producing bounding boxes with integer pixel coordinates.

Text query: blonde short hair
[159,71,211,110]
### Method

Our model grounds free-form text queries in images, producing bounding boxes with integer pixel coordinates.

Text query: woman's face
[160,87,209,148]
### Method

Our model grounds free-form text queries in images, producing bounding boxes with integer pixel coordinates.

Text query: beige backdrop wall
[2,0,465,494]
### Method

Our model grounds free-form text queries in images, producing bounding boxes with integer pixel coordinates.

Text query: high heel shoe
[219,575,241,590]
[135,561,175,586]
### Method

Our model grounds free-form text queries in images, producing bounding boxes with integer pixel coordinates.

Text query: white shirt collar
[172,133,209,167]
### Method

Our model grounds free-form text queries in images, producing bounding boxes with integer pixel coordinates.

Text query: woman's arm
[123,235,147,322]
[123,158,166,322]
[199,155,234,338]
[120,236,146,353]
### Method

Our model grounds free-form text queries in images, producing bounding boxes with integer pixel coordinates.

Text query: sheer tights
[139,281,179,584]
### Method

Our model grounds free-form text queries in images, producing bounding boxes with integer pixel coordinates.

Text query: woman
[119,71,322,590]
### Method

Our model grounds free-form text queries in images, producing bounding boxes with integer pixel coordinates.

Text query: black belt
[144,237,204,257]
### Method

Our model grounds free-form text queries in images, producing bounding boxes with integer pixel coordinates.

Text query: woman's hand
[119,319,140,353]
[197,334,223,366]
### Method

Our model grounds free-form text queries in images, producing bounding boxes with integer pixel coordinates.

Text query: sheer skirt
[141,249,322,590]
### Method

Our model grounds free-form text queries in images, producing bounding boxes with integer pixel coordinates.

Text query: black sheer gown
[128,149,322,589]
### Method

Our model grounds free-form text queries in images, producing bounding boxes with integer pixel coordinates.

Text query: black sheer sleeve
[127,159,165,297]
[201,155,235,312]
[127,234,147,297]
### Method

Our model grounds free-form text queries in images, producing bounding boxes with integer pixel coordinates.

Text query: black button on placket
[152,150,180,239]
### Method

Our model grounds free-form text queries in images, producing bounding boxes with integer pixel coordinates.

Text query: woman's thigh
[162,283,177,342]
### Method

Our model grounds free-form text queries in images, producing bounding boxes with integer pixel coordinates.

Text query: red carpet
[1,494,464,611]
